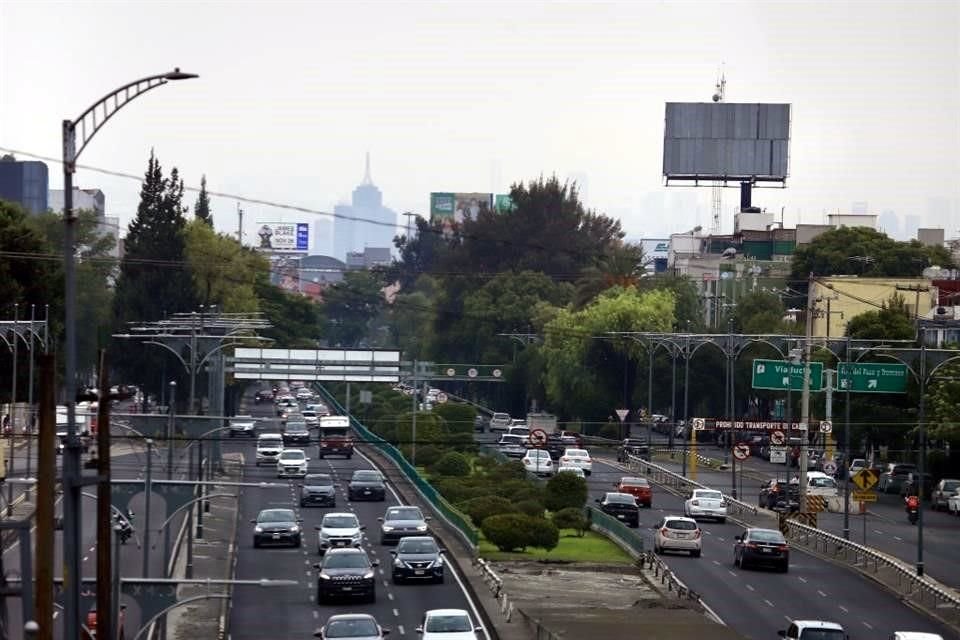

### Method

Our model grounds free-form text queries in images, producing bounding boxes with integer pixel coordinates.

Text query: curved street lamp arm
[142,339,189,372]
[197,338,268,369]
[153,494,236,534]
[65,69,198,168]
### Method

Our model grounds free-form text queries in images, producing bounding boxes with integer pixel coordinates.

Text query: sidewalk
[168,452,242,640]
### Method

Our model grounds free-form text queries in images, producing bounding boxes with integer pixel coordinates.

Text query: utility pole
[842,336,852,540]
[35,355,55,640]
[410,360,418,466]
[8,303,18,516]
[96,351,113,640]
[799,274,815,513]
[142,439,153,578]
[237,203,244,244]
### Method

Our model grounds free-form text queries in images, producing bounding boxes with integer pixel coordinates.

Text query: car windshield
[606,494,635,504]
[398,539,437,554]
[353,472,382,482]
[305,474,332,486]
[324,619,379,638]
[386,507,422,521]
[258,510,294,523]
[666,519,697,530]
[280,451,305,460]
[323,516,358,528]
[695,491,723,500]
[425,614,472,633]
[798,630,845,640]
[943,480,960,491]
[527,451,549,458]
[323,553,370,569]
[810,477,836,488]
[748,530,786,543]
[286,422,307,431]
[500,435,523,444]
[565,449,588,458]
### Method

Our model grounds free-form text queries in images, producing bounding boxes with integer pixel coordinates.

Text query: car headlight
[290,525,300,533]
[416,525,428,531]
[382,525,394,531]
[319,573,331,580]
[363,571,375,579]
[393,558,404,567]
[351,532,362,541]
[254,526,263,533]
[434,556,444,566]
[319,531,330,539]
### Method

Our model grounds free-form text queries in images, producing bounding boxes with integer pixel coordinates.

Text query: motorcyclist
[904,492,919,524]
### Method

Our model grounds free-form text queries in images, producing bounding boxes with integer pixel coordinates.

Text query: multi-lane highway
[225,402,489,639]
[584,455,953,640]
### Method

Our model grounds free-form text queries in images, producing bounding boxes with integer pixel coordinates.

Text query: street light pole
[799,274,815,513]
[917,339,927,577]
[60,68,197,640]
[842,335,852,540]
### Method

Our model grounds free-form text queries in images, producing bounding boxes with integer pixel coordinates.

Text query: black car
[314,548,379,603]
[348,470,386,501]
[758,480,800,512]
[390,535,444,584]
[283,420,311,446]
[252,508,302,548]
[616,438,650,463]
[301,473,337,508]
[594,492,640,527]
[734,527,789,572]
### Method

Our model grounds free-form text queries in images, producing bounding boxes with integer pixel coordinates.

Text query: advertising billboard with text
[255,222,309,252]
[430,193,494,224]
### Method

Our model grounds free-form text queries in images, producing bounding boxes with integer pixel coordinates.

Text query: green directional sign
[835,362,908,393]
[751,359,824,391]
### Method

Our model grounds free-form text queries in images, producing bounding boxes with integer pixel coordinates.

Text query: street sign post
[769,447,787,464]
[752,359,824,391]
[733,443,750,461]
[836,362,908,394]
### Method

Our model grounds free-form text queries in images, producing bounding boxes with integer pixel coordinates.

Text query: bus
[317,415,353,459]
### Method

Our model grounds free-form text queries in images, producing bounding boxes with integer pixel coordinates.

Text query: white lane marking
[712,560,721,566]
[893,536,903,542]
[728,570,737,577]
[82,556,88,562]
[839,606,849,613]
[355,446,493,640]
[313,611,319,619]
[863,621,873,630]
[387,592,395,601]
[764,599,775,608]
[784,616,793,623]
[393,608,400,617]
[798,577,807,584]
[817,590,827,597]
[745,584,755,592]
[717,537,725,542]
[398,625,405,636]
[53,610,59,619]
[873,529,883,535]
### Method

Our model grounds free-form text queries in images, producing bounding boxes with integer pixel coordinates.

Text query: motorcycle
[905,498,919,525]
[115,509,135,544]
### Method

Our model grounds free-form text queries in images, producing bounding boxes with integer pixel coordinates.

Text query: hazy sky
[1,1,958,245]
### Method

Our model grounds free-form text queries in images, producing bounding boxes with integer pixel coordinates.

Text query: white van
[805,471,839,497]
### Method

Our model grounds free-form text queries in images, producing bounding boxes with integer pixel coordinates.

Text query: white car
[654,516,702,557]
[778,620,846,640]
[228,415,257,438]
[892,633,944,640]
[316,512,365,554]
[684,489,728,523]
[558,448,592,476]
[522,449,554,476]
[949,492,960,515]
[296,388,314,401]
[489,413,512,432]
[255,434,284,466]
[276,448,309,478]
[417,609,482,640]
[301,409,319,427]
[556,465,585,478]
[497,434,527,458]
[848,458,866,476]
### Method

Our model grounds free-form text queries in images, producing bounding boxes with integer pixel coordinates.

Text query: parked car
[348,470,386,501]
[616,438,650,462]
[615,477,652,507]
[595,492,640,527]
[684,488,727,523]
[315,614,389,640]
[300,473,337,508]
[653,516,702,557]
[228,415,257,438]
[879,463,917,494]
[558,448,593,476]
[255,433,284,467]
[417,609,482,640]
[488,413,512,432]
[758,479,800,512]
[314,548,378,603]
[252,508,302,548]
[390,535,444,583]
[734,527,789,572]
[378,505,429,544]
[496,434,527,458]
[315,512,364,554]
[778,620,845,640]
[276,448,309,478]
[521,449,554,476]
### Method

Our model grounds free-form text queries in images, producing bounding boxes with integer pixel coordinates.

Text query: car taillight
[660,528,670,537]
[694,529,702,538]
[777,545,789,552]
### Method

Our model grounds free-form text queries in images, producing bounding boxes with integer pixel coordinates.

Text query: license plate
[761,547,772,553]
[616,514,625,519]
[272,533,280,539]
[364,490,371,495]
[414,570,425,575]
[341,586,352,592]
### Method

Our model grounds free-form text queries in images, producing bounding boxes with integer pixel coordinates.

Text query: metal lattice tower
[711,70,726,233]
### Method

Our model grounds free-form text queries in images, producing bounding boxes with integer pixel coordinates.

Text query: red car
[616,476,653,507]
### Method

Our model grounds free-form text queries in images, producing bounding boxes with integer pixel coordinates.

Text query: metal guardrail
[623,453,758,516]
[475,558,514,622]
[639,551,701,602]
[783,518,960,628]
[651,446,722,468]
[585,506,645,558]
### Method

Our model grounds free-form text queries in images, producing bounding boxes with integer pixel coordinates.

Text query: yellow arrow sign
[852,468,879,491]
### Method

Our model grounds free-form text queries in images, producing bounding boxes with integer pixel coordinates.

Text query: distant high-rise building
[49,187,120,258]
[0,157,49,214]
[879,209,900,239]
[331,154,397,261]
[903,215,921,239]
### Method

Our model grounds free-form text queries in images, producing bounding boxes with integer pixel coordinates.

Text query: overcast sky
[1,1,957,246]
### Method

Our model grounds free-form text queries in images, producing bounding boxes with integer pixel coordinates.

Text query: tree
[543,471,588,511]
[927,362,960,443]
[183,219,266,312]
[846,294,915,340]
[732,291,790,334]
[255,279,320,348]
[552,507,588,537]
[194,175,213,226]
[573,242,647,309]
[319,270,386,347]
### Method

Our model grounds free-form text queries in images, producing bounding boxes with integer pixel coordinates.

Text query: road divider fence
[474,558,514,622]
[585,505,645,559]
[623,454,758,516]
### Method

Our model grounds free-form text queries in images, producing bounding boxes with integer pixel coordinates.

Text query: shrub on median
[461,495,518,527]
[544,471,588,512]
[481,514,559,553]
[552,507,588,537]
[515,499,546,518]
[430,451,472,477]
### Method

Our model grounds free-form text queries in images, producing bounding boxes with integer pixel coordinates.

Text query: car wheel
[253,539,260,549]
[717,517,726,524]
[692,549,701,558]
[585,470,591,476]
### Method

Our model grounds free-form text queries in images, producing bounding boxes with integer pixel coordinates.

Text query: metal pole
[669,348,676,451]
[142,439,153,578]
[62,118,84,640]
[186,445,194,579]
[682,339,690,477]
[26,304,35,501]
[35,355,56,640]
[112,527,122,640]
[646,347,653,448]
[189,317,197,414]
[96,350,113,640]
[728,324,737,498]
[824,370,834,455]
[410,361,417,466]
[799,274,815,512]
[917,340,927,577]
[164,382,176,586]
[8,303,18,516]
[196,440,204,538]
[842,336,851,540]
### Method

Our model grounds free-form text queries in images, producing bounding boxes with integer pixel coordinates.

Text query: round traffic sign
[819,420,833,434]
[467,368,478,378]
[446,368,456,377]
[733,443,751,461]
[771,430,786,446]
[530,428,548,446]
[435,392,448,404]
[692,418,706,431]
[492,368,502,378]
[823,459,838,475]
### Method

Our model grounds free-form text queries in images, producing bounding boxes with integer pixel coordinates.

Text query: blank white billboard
[231,348,401,382]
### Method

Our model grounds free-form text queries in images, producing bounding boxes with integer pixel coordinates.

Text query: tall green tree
[255,278,321,348]
[846,293,915,339]
[732,291,791,334]
[319,270,386,347]
[572,242,647,309]
[194,175,213,226]
[183,219,266,311]
[927,362,960,443]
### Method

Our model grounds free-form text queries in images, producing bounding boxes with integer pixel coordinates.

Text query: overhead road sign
[836,362,908,394]
[851,469,880,492]
[230,348,401,382]
[752,359,824,391]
